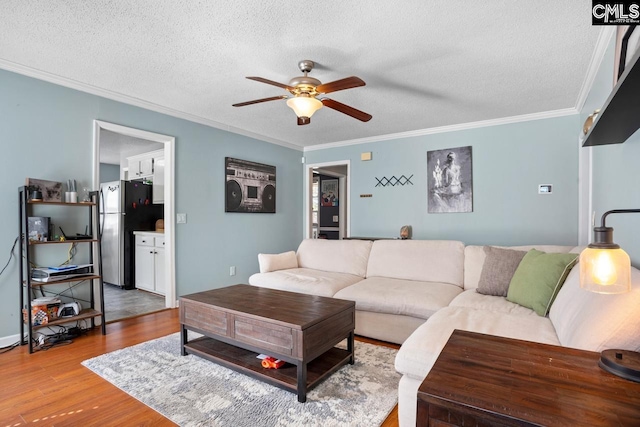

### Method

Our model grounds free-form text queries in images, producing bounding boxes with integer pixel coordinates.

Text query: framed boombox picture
[225,157,276,213]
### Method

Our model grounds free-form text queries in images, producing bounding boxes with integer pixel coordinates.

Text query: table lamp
[579,209,640,382]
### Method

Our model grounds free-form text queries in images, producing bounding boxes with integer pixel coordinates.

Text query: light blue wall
[99,163,120,183]
[584,37,640,266]
[0,69,303,339]
[305,115,581,246]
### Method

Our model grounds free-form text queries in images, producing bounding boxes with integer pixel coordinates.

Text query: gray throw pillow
[476,246,527,297]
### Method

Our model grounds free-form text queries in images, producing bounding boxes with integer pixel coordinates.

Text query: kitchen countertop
[133,230,165,235]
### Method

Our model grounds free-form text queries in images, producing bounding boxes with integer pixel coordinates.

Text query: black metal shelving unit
[18,187,106,353]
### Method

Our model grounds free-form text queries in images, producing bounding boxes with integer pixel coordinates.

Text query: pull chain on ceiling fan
[232,60,372,126]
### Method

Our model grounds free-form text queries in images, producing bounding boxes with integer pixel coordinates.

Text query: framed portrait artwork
[427,146,473,213]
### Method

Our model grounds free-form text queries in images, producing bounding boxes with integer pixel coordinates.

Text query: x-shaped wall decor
[375,174,414,187]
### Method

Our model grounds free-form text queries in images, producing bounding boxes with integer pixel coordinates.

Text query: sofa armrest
[258,251,298,273]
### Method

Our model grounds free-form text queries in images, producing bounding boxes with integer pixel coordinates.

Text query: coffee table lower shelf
[183,336,352,400]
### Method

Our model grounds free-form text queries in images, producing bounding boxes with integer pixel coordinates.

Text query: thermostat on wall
[538,184,553,194]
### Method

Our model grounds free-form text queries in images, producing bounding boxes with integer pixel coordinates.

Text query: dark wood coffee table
[179,284,355,402]
[417,330,640,426]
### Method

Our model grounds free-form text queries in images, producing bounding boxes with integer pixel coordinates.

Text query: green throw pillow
[506,249,579,316]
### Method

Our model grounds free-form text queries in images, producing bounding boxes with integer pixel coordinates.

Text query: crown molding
[0,59,303,152]
[303,108,577,152]
[574,26,616,112]
[1,56,596,154]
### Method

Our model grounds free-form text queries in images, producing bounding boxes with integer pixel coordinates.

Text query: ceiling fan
[232,60,372,126]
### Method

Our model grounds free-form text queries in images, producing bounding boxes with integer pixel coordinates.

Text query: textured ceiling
[0,1,602,149]
[100,129,163,165]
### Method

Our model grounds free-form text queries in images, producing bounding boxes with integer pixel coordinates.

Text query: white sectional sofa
[250,238,468,344]
[248,239,640,427]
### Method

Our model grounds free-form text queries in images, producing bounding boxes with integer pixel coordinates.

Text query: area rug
[82,333,400,426]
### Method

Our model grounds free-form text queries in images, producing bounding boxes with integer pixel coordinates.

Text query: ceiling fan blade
[322,98,372,122]
[297,117,311,126]
[316,76,365,94]
[246,76,293,91]
[232,96,287,107]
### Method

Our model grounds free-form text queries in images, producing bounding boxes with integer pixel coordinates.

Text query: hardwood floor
[1,309,400,426]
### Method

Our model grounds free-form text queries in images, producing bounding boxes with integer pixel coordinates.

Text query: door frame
[304,160,350,239]
[578,137,593,246]
[92,120,177,309]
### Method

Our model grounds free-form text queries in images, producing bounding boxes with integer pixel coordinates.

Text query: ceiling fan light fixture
[233,60,371,124]
[286,95,323,119]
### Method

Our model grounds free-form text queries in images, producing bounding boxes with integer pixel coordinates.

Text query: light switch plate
[177,213,187,223]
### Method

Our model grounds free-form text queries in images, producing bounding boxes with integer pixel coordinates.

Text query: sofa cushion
[258,251,298,273]
[334,276,462,320]
[464,245,578,291]
[476,246,527,296]
[550,266,640,352]
[395,306,560,379]
[450,289,539,316]
[248,268,363,297]
[354,311,427,345]
[296,239,373,277]
[366,240,465,287]
[507,249,578,316]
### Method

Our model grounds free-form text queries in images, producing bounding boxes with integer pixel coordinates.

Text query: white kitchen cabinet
[129,154,153,179]
[152,156,165,204]
[134,232,165,295]
[154,245,166,295]
[127,149,164,180]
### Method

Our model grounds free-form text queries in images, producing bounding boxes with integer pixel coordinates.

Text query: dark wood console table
[417,330,640,426]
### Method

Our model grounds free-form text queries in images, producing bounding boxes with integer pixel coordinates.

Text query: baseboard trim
[0,333,23,349]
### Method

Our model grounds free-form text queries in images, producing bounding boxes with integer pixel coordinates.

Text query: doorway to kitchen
[92,120,176,322]
[304,160,350,239]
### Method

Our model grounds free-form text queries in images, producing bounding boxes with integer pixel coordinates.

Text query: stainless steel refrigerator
[100,180,163,289]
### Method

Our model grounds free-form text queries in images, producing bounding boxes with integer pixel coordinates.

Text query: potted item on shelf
[28,187,43,201]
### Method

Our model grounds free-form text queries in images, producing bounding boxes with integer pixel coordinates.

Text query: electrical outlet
[177,213,187,223]
[230,266,236,276]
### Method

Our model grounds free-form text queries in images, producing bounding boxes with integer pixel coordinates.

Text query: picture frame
[25,178,63,202]
[224,157,276,213]
[320,179,339,207]
[427,146,473,213]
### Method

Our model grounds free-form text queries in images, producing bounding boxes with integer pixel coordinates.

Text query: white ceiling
[100,129,163,165]
[0,1,603,150]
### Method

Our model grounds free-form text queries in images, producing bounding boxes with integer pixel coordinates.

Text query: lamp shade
[286,96,322,118]
[579,247,631,294]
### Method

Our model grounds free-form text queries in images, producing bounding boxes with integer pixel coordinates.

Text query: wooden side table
[417,330,640,426]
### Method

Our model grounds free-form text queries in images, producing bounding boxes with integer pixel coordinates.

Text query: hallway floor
[103,283,166,322]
